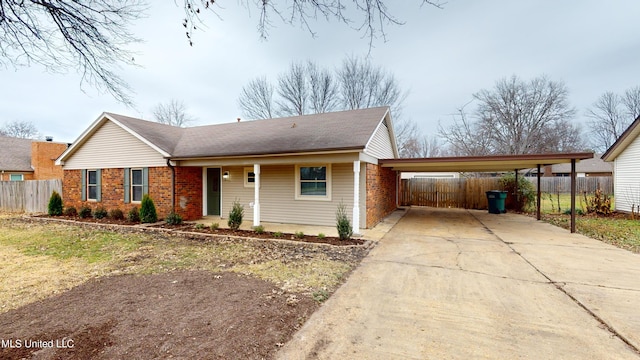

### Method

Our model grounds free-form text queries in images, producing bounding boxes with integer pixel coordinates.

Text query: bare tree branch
[0,1,145,106]
[151,99,195,127]
[586,91,628,153]
[277,62,308,116]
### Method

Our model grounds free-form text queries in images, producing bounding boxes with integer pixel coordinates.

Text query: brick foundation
[365,163,397,228]
[62,166,203,221]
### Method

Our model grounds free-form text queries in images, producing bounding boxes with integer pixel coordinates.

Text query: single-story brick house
[55,107,399,231]
[602,114,640,213]
[0,135,68,181]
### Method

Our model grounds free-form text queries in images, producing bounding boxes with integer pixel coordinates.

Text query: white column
[253,164,261,227]
[353,160,361,234]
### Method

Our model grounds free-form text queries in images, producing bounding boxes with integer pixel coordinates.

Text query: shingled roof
[0,136,33,172]
[60,107,393,162]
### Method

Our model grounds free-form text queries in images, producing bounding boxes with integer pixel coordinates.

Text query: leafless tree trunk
[152,100,195,127]
[238,77,275,119]
[0,120,40,139]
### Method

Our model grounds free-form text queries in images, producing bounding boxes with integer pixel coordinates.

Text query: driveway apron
[277,207,640,359]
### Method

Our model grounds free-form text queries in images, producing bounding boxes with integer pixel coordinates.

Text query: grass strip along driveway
[0,214,369,359]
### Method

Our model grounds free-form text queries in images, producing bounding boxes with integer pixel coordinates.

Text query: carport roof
[380,152,595,172]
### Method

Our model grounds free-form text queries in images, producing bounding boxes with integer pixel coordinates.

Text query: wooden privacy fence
[528,176,613,194]
[400,178,501,209]
[400,176,614,210]
[0,179,62,213]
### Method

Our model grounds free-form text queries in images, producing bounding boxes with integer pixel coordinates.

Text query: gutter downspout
[167,159,175,213]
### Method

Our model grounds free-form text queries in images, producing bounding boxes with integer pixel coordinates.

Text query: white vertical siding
[63,121,167,169]
[614,136,640,212]
[220,163,358,227]
[364,120,395,159]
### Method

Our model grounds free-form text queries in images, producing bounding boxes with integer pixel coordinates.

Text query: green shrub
[165,211,183,225]
[318,233,326,239]
[47,191,63,216]
[195,223,206,230]
[127,206,140,223]
[139,194,158,223]
[64,206,77,217]
[227,200,244,230]
[210,222,219,230]
[109,208,124,220]
[336,201,353,241]
[93,206,108,219]
[312,289,330,303]
[273,231,283,238]
[295,231,305,239]
[253,225,265,234]
[499,173,535,212]
[79,206,92,219]
[563,208,585,216]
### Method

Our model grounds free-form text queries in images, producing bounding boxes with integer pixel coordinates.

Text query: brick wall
[174,166,203,220]
[62,166,203,220]
[365,163,397,228]
[31,141,67,180]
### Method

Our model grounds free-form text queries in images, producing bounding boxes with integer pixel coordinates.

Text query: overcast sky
[2,0,639,144]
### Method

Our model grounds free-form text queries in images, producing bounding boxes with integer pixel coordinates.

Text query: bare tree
[1,120,40,139]
[623,86,640,120]
[439,106,492,156]
[152,100,195,127]
[238,77,275,119]
[307,61,339,114]
[0,1,144,106]
[277,62,309,116]
[586,92,627,153]
[440,76,579,156]
[337,56,405,113]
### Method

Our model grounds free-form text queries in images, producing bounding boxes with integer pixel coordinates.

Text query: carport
[380,152,594,233]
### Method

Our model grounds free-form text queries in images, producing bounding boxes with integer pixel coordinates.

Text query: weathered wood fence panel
[0,179,62,213]
[400,178,500,209]
[528,176,613,194]
[400,176,614,210]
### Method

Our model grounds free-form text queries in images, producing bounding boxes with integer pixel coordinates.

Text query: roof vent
[237,117,241,122]
[45,136,53,142]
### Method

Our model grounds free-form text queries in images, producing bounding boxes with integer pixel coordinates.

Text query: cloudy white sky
[2,0,639,144]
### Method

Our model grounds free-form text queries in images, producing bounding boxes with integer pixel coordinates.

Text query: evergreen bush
[336,201,353,241]
[227,200,244,230]
[127,206,140,223]
[47,191,63,216]
[139,194,158,223]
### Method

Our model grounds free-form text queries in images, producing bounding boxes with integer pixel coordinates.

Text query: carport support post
[537,164,541,221]
[353,161,361,234]
[253,164,260,227]
[571,159,576,233]
[514,169,519,205]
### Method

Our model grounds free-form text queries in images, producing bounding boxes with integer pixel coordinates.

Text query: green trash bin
[486,190,507,214]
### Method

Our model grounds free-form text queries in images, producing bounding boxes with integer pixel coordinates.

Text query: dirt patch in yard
[0,271,317,360]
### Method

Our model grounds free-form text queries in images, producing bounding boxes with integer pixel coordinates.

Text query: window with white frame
[9,174,23,181]
[87,170,98,200]
[295,165,331,200]
[244,167,255,188]
[131,169,143,202]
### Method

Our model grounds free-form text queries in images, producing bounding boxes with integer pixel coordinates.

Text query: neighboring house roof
[57,107,395,163]
[602,115,640,161]
[0,136,33,172]
[550,156,612,174]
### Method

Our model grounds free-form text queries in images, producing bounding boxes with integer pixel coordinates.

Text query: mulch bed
[35,215,365,246]
[0,271,318,360]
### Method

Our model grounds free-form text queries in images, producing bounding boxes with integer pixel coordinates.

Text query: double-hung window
[87,170,98,201]
[295,164,331,200]
[131,169,143,202]
[244,167,256,188]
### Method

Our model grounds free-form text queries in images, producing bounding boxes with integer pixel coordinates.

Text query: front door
[207,168,221,216]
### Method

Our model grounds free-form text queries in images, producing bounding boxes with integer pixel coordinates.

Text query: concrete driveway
[277,207,640,359]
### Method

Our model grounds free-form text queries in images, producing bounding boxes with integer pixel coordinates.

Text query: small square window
[244,167,256,188]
